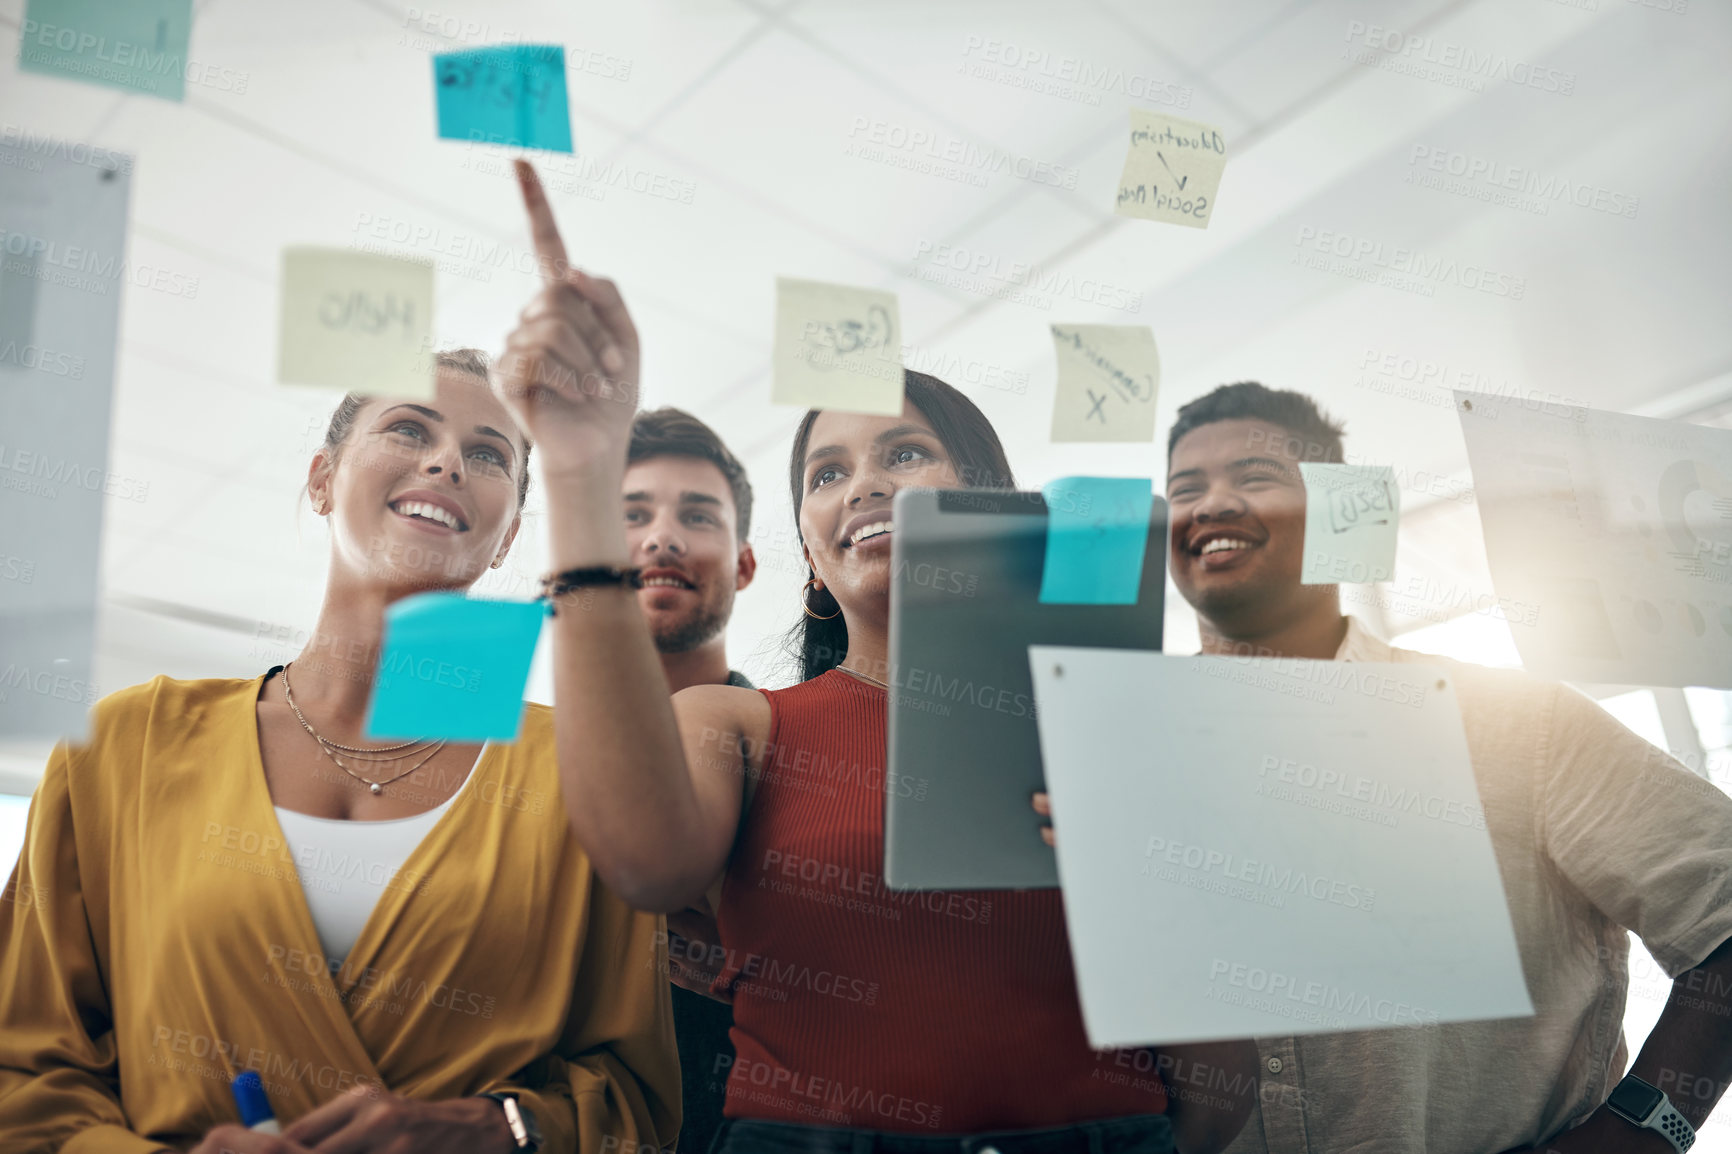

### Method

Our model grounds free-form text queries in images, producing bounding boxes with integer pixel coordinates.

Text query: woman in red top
[494,160,1256,1154]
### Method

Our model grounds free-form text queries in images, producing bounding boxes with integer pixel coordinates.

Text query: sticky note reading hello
[366,594,547,742]
[773,277,904,415]
[1115,109,1227,228]
[1051,324,1160,443]
[19,0,194,101]
[1300,463,1400,585]
[434,45,573,154]
[278,248,435,398]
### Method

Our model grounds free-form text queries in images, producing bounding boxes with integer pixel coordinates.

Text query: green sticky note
[19,0,193,102]
[434,45,574,154]
[366,594,547,742]
[1039,477,1155,605]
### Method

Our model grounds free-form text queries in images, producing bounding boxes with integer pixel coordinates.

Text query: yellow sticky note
[1050,324,1159,443]
[773,276,903,415]
[1114,109,1227,229]
[278,248,435,397]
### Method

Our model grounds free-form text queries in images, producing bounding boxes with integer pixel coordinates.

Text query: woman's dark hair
[784,370,1015,682]
[315,348,534,509]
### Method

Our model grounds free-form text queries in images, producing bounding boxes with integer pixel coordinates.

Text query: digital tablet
[883,486,1167,890]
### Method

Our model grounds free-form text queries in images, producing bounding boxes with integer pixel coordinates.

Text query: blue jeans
[707,1115,1175,1154]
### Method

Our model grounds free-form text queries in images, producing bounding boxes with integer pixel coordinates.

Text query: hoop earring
[802,578,840,620]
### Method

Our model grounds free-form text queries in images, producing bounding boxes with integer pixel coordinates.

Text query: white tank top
[274,745,485,964]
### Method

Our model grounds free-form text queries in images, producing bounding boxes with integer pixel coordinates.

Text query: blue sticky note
[434,45,573,154]
[366,594,547,742]
[1039,477,1155,605]
[19,0,193,101]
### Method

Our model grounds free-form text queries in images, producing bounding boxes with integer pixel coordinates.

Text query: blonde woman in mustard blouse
[0,349,679,1153]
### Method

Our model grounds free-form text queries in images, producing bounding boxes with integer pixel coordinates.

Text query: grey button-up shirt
[1224,619,1732,1154]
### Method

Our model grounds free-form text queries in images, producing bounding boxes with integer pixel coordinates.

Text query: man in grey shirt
[1162,382,1732,1153]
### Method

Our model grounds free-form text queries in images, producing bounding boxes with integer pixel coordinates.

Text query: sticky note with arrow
[1115,109,1228,228]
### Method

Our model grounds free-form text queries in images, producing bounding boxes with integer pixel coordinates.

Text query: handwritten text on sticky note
[773,277,904,415]
[434,45,573,154]
[1039,476,1155,605]
[1050,324,1160,443]
[1115,110,1227,229]
[19,0,194,101]
[1300,463,1400,585]
[366,594,546,742]
[278,248,435,398]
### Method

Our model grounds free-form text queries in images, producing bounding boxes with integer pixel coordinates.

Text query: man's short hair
[1167,381,1347,465]
[628,407,754,541]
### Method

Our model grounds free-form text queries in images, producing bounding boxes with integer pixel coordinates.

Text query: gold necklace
[836,665,888,689]
[280,663,447,795]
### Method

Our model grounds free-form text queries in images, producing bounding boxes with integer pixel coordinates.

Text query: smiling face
[1166,417,1333,634]
[623,454,755,653]
[798,402,960,620]
[309,368,525,595]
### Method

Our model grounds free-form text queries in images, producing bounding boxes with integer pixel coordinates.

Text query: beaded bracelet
[540,566,644,614]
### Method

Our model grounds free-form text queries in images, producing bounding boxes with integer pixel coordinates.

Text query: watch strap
[1608,1075,1695,1153]
[1648,1095,1696,1153]
[477,1091,542,1152]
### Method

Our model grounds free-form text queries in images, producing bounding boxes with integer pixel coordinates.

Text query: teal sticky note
[1039,477,1155,605]
[434,45,573,154]
[366,594,547,742]
[19,0,193,101]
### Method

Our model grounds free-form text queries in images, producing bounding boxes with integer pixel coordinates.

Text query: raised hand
[492,159,640,476]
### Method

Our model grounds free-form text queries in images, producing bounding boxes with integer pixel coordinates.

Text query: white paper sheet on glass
[1028,645,1532,1046]
[0,140,131,740]
[1456,393,1732,688]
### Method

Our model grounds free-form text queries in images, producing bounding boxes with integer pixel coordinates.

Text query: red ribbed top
[715,670,1166,1133]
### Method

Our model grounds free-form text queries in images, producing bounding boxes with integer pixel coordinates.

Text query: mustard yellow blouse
[0,675,680,1153]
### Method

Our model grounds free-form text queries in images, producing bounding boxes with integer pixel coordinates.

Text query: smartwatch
[478,1091,543,1152]
[1606,1073,1695,1152]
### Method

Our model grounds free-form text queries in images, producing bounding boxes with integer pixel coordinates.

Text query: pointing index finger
[515,159,569,284]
